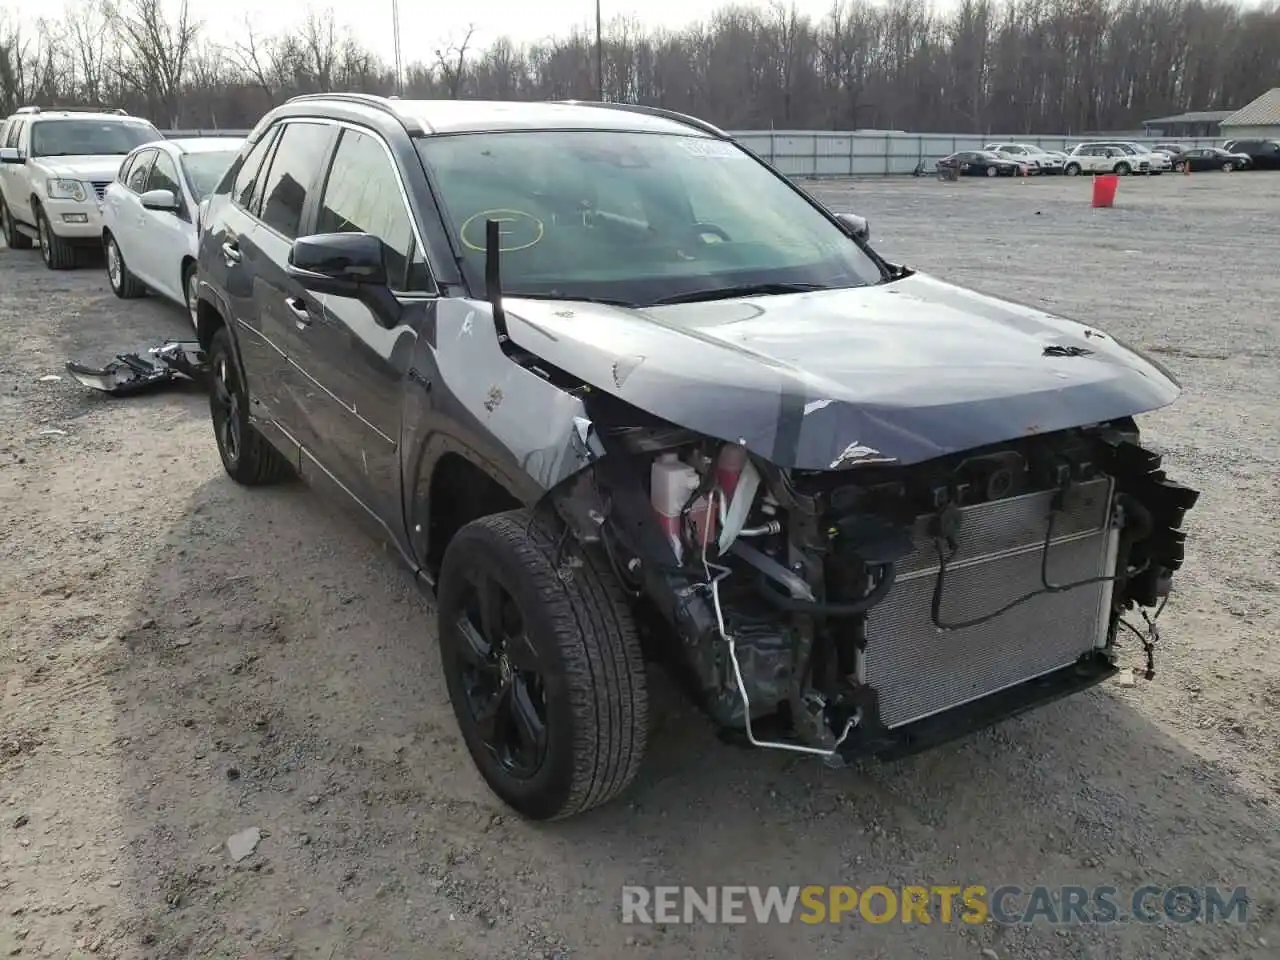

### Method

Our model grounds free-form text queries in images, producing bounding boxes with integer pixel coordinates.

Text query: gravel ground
[1,172,1278,960]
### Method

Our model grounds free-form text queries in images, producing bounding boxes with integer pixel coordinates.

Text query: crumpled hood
[37,155,126,181]
[503,272,1181,470]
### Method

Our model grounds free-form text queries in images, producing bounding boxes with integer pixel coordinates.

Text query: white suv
[0,106,163,269]
[984,142,1064,174]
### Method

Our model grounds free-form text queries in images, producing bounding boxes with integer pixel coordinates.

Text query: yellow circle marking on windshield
[460,209,545,253]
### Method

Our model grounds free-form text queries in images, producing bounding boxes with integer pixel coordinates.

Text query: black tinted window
[147,152,181,196]
[258,122,331,240]
[316,128,430,292]
[127,149,156,192]
[232,128,279,213]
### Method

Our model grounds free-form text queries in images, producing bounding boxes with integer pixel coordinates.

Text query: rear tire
[1065,163,1081,176]
[0,196,33,249]
[37,206,76,270]
[437,508,649,821]
[105,232,146,298]
[207,326,293,486]
[985,166,997,177]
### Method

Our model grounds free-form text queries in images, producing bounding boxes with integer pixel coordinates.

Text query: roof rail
[284,92,424,134]
[15,105,129,116]
[550,100,729,139]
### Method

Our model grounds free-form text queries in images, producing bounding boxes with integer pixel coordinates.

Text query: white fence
[163,127,1231,178]
[728,130,1227,177]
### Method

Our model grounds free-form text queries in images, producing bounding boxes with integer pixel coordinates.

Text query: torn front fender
[414,300,606,501]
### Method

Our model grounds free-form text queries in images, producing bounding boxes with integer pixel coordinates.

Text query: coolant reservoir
[651,452,700,564]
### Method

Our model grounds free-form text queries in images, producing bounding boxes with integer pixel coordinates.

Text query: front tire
[183,262,199,328]
[1221,161,1233,172]
[0,196,33,249]
[1114,162,1131,176]
[36,206,76,269]
[105,232,146,298]
[207,326,293,486]
[437,509,649,821]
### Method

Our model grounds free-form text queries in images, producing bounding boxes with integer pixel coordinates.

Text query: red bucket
[1092,174,1119,208]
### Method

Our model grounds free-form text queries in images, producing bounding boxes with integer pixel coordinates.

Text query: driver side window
[315,127,432,293]
[127,150,156,193]
[146,152,181,198]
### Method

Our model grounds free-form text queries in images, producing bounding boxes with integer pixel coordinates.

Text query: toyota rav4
[193,94,1199,821]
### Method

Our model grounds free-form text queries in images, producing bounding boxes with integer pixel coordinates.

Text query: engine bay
[554,411,1199,759]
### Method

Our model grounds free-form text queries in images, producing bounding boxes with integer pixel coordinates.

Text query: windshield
[415,130,885,306]
[180,150,238,200]
[30,119,161,157]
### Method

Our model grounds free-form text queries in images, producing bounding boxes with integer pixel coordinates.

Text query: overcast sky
[10,0,903,63]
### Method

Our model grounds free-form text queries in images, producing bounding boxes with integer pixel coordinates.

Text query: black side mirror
[288,232,388,291]
[836,212,870,242]
[287,232,400,326]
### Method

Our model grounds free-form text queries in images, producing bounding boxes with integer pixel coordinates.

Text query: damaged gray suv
[194,94,1199,821]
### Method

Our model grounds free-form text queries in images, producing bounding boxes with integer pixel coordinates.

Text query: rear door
[247,120,338,451]
[287,124,435,524]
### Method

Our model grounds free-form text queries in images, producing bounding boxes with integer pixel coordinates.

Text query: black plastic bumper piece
[840,650,1118,762]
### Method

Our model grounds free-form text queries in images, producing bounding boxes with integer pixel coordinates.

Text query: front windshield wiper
[650,282,827,306]
[507,292,639,308]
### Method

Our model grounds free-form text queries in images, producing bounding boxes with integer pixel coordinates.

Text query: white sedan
[101,136,243,325]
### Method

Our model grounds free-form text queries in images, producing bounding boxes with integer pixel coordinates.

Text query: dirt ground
[2,172,1278,960]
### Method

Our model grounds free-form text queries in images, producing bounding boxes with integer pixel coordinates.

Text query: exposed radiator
[862,476,1117,729]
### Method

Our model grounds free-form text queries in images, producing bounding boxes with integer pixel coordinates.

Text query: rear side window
[257,122,332,240]
[232,127,279,212]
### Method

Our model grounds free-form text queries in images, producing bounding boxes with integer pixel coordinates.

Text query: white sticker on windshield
[677,138,741,159]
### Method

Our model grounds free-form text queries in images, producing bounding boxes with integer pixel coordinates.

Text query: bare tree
[434,25,476,99]
[104,0,198,126]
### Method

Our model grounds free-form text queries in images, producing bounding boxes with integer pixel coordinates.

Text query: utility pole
[391,0,404,95]
[595,0,604,101]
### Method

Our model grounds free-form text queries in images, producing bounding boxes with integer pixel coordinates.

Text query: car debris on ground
[64,340,207,397]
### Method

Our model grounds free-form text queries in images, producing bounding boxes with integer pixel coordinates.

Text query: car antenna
[485,219,509,341]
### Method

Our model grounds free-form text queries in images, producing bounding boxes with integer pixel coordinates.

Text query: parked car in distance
[937,150,1020,177]
[102,136,244,324]
[1172,146,1251,172]
[0,105,163,268]
[1152,143,1187,159]
[1063,143,1149,176]
[1095,141,1170,174]
[193,94,1198,822]
[1220,139,1280,170]
[984,142,1064,174]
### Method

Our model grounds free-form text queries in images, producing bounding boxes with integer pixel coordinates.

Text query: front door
[131,150,190,300]
[284,124,437,527]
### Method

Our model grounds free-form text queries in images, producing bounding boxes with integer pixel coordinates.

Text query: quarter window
[316,128,431,292]
[258,122,332,240]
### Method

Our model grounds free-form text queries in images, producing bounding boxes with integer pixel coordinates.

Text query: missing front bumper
[839,649,1118,762]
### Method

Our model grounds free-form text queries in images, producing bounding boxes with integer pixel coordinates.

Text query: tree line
[1,0,1278,134]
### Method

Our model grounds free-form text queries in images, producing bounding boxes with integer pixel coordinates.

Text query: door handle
[221,241,241,264]
[285,296,312,327]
